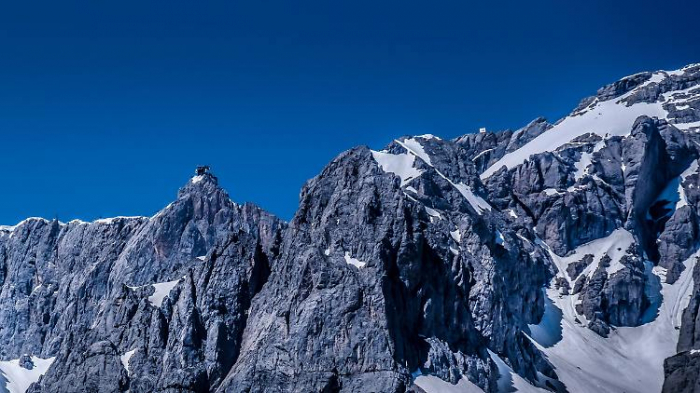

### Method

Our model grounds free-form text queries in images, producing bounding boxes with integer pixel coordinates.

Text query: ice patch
[344,252,367,269]
[0,356,56,393]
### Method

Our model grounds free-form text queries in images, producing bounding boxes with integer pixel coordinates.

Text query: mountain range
[2,63,700,392]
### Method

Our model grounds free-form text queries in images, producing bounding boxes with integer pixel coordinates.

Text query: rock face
[1,63,700,393]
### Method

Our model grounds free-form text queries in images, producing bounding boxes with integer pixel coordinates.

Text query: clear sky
[1,0,699,223]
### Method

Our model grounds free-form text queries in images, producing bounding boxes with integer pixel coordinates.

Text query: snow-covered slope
[481,65,700,179]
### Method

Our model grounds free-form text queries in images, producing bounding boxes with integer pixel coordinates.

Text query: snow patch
[543,188,563,196]
[191,175,204,184]
[453,182,492,214]
[449,229,461,243]
[413,373,482,393]
[120,349,137,376]
[542,228,636,280]
[148,279,182,307]
[0,356,56,393]
[414,134,441,140]
[424,207,442,220]
[396,138,433,166]
[344,252,367,269]
[371,150,422,187]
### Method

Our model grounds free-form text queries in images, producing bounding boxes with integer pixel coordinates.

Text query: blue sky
[1,0,699,223]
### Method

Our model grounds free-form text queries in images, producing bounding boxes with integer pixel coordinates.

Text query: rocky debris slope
[1,63,700,393]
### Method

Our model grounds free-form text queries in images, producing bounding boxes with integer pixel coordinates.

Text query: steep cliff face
[2,63,700,393]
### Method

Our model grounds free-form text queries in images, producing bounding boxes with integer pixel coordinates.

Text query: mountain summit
[2,63,700,393]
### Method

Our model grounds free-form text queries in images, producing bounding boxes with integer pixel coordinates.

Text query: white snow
[344,251,367,269]
[191,175,204,184]
[481,81,669,179]
[424,207,442,220]
[0,356,56,393]
[452,182,492,214]
[414,134,441,140]
[195,255,206,261]
[120,349,137,376]
[542,188,562,196]
[371,150,422,187]
[390,137,492,215]
[542,228,636,280]
[488,350,548,393]
[526,251,698,393]
[148,279,182,307]
[508,209,518,218]
[573,140,606,181]
[413,372,483,393]
[675,120,700,130]
[323,248,331,256]
[405,186,418,194]
[128,278,183,308]
[395,138,433,166]
[93,216,146,225]
[450,229,461,243]
[449,246,460,256]
[471,148,494,162]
